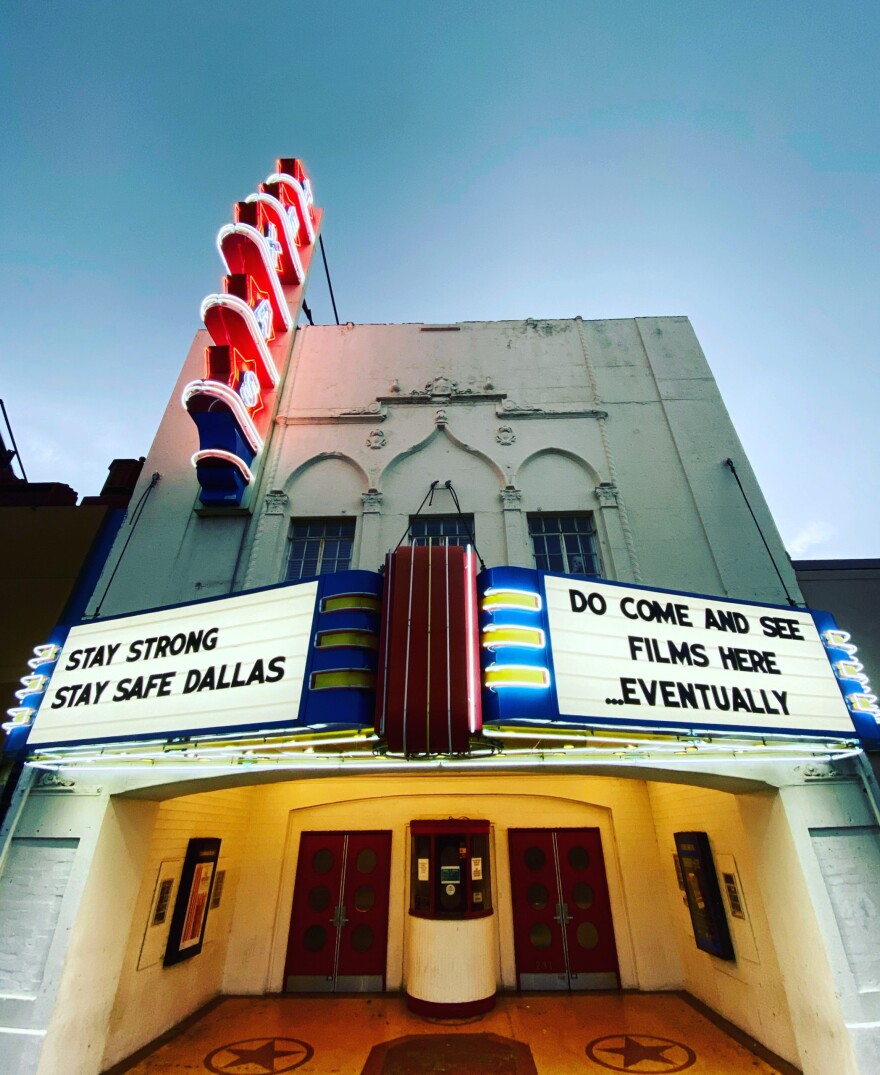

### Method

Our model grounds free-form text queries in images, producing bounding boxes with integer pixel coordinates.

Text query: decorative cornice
[276,404,387,426]
[497,401,608,420]
[376,392,506,405]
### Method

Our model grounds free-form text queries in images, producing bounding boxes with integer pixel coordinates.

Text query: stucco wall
[647,781,799,1065]
[221,775,683,997]
[85,318,802,620]
[98,787,254,1070]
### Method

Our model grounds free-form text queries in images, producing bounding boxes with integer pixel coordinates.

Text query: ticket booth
[405,819,496,1016]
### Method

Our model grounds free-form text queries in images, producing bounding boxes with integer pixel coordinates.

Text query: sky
[1,1,877,558]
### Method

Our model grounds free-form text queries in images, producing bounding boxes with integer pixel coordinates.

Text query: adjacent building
[2,162,879,1075]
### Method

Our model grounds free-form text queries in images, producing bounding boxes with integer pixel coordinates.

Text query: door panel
[508,830,569,990]
[553,829,619,989]
[285,832,346,990]
[285,831,391,993]
[335,830,392,991]
[509,828,619,991]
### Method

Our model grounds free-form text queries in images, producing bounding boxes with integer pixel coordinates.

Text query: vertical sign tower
[183,159,321,506]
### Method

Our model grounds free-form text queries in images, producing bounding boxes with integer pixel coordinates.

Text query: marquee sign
[10,564,874,756]
[24,571,381,748]
[479,568,871,742]
[184,158,321,507]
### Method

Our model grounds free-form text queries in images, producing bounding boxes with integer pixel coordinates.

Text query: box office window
[529,514,601,577]
[286,520,355,581]
[410,820,492,919]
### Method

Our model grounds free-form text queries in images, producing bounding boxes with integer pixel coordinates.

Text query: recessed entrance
[508,828,619,990]
[284,831,391,993]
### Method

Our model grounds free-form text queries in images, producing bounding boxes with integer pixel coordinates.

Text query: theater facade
[3,161,879,1075]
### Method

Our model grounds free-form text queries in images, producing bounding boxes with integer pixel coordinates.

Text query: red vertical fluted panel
[375,546,482,754]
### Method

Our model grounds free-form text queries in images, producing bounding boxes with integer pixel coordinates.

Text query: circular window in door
[524,846,546,871]
[567,845,590,870]
[356,848,377,874]
[303,925,327,952]
[573,882,594,909]
[576,922,599,949]
[307,885,330,913]
[312,849,334,874]
[527,883,549,909]
[351,924,373,952]
[354,885,375,912]
[530,923,553,949]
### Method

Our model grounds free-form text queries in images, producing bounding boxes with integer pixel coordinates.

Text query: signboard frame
[163,837,221,966]
[479,567,874,743]
[20,571,382,751]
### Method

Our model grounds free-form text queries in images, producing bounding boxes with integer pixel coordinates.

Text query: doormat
[360,1033,538,1075]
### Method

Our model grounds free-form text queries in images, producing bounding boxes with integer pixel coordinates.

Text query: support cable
[319,234,340,326]
[390,481,487,570]
[93,472,161,617]
[445,481,487,571]
[392,482,438,553]
[723,458,798,607]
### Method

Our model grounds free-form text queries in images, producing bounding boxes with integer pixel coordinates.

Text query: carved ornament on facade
[495,425,516,446]
[377,376,503,405]
[366,429,387,450]
[434,408,449,427]
[500,399,542,415]
[427,375,457,397]
[264,490,290,516]
[596,481,619,508]
[361,489,383,514]
[500,485,523,511]
[340,401,383,416]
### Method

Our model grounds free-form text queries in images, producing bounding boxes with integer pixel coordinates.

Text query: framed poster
[673,831,735,961]
[163,838,221,966]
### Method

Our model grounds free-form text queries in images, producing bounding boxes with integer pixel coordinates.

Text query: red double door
[508,828,619,990]
[284,831,392,993]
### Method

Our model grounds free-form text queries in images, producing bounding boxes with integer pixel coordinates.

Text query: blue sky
[2,1,877,557]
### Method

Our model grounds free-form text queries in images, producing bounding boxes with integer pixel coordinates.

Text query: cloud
[787,521,835,558]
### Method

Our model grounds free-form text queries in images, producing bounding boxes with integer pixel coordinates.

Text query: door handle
[331,905,349,929]
[553,902,572,926]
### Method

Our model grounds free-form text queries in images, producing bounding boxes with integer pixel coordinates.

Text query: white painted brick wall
[647,781,800,1066]
[0,838,78,996]
[99,787,253,1070]
[811,827,880,993]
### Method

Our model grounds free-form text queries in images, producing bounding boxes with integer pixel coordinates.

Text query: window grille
[286,520,355,581]
[409,515,475,549]
[528,515,601,576]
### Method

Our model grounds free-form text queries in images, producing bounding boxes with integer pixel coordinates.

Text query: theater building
[2,161,879,1075]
